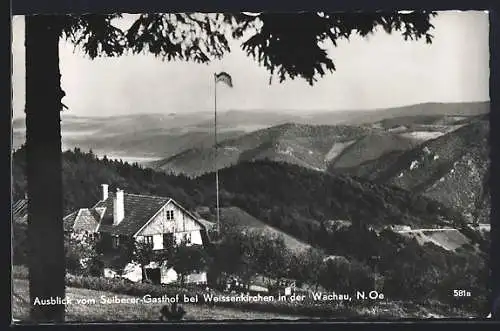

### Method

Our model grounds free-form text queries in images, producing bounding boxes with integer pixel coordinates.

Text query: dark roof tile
[63,211,79,232]
[95,193,170,236]
[12,199,28,224]
[62,192,205,236]
[73,209,100,232]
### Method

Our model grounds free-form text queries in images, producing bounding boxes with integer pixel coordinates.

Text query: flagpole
[214,73,220,237]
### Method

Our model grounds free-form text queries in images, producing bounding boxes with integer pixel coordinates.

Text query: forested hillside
[13,146,469,246]
[12,146,490,314]
[337,118,490,223]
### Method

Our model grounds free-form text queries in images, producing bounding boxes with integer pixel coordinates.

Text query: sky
[11,11,490,118]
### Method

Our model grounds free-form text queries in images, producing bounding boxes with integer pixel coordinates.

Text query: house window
[183,232,192,244]
[112,236,120,248]
[144,235,153,246]
[166,210,174,220]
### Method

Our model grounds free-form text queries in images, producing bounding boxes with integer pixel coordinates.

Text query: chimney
[101,184,109,201]
[113,188,124,225]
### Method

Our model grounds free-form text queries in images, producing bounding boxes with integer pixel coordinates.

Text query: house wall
[161,267,178,284]
[135,201,204,249]
[119,263,204,285]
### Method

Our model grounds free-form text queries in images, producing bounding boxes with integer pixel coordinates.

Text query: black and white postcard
[11,11,493,322]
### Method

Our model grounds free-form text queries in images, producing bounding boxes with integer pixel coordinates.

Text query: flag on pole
[215,72,233,88]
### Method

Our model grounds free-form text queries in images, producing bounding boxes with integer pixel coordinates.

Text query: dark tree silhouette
[23,11,437,322]
[131,240,157,283]
[237,12,436,84]
[25,16,66,322]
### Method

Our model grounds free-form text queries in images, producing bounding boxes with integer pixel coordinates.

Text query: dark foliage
[12,147,488,314]
[13,222,29,265]
[13,146,467,245]
[51,12,438,85]
[237,12,436,84]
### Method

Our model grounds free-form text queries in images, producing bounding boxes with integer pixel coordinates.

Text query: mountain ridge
[335,118,490,223]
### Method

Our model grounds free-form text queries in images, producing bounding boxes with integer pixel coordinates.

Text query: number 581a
[453,289,471,297]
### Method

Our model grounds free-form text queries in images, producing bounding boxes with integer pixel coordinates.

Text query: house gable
[23,200,78,233]
[63,188,208,246]
[134,200,204,236]
[93,193,170,236]
[134,200,205,247]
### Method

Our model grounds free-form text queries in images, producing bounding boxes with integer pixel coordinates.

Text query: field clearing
[399,131,447,141]
[12,279,305,322]
[396,229,470,251]
[423,230,471,251]
[219,207,312,252]
[325,140,356,162]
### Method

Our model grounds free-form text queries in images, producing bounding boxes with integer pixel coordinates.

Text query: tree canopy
[56,12,437,85]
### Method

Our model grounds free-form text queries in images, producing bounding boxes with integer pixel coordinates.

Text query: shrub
[12,224,28,266]
[12,265,29,279]
[319,258,374,293]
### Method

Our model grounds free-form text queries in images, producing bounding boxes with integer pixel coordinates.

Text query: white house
[64,184,209,284]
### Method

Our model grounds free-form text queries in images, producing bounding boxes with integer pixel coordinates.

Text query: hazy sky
[12,11,490,118]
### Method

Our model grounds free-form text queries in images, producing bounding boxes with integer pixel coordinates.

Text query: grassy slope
[218,207,313,252]
[329,132,421,169]
[397,230,472,252]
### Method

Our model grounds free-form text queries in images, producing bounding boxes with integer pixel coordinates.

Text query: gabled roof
[72,208,100,232]
[64,191,208,237]
[14,198,79,232]
[63,211,79,232]
[12,199,28,224]
[94,192,170,236]
[132,198,211,237]
[197,218,215,230]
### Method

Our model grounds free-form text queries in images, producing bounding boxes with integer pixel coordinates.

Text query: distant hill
[12,113,243,162]
[12,101,489,159]
[336,118,490,223]
[149,123,374,176]
[149,112,485,177]
[64,129,244,163]
[195,101,489,127]
[323,101,489,126]
[192,110,306,131]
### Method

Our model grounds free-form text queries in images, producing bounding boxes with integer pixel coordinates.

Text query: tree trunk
[25,15,65,322]
[141,266,149,283]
